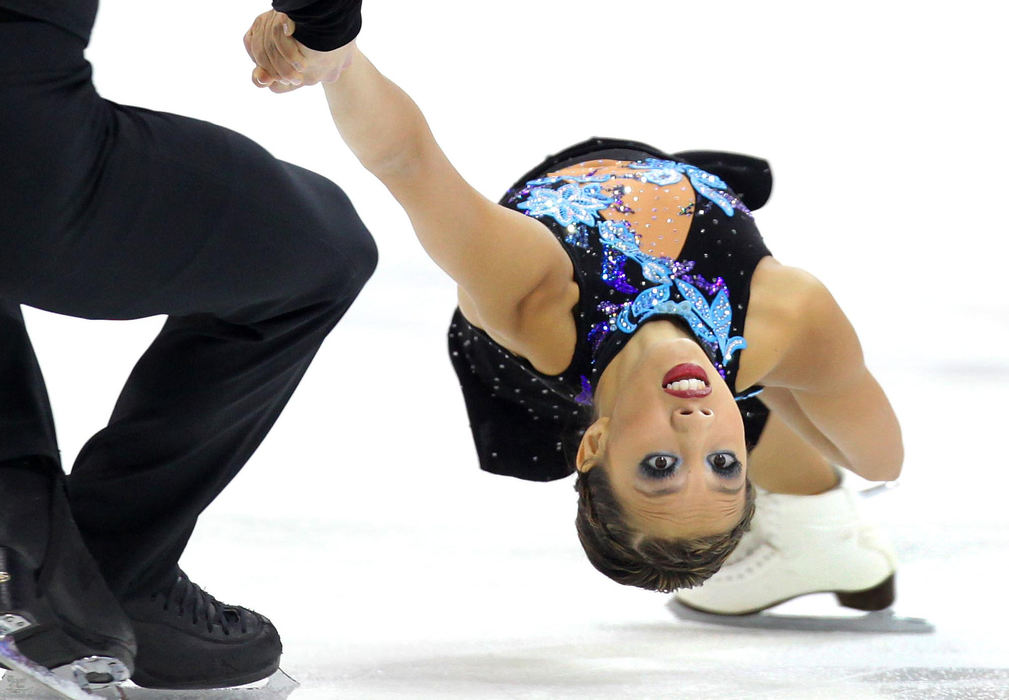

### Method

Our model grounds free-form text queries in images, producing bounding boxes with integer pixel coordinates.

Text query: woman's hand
[244,11,356,93]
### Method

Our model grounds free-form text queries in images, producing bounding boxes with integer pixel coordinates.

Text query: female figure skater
[246,13,903,608]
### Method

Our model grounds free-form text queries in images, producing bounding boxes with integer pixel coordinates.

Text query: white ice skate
[669,480,933,633]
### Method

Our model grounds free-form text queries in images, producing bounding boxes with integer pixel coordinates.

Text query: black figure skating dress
[448,138,774,481]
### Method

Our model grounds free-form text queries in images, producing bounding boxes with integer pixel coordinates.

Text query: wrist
[307,41,357,84]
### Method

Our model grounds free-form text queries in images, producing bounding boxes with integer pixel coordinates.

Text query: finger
[252,16,288,83]
[252,65,274,88]
[248,13,271,69]
[256,14,299,84]
[245,12,268,61]
[265,43,304,85]
[275,24,306,74]
[265,16,305,83]
[243,15,257,57]
[268,81,301,94]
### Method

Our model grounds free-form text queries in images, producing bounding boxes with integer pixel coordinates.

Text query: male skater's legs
[0,7,375,690]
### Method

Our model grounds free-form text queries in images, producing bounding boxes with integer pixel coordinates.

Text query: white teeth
[665,378,707,392]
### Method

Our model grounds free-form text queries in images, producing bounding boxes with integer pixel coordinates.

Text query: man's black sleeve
[272,0,362,52]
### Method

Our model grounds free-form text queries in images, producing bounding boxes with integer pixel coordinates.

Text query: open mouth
[662,363,711,398]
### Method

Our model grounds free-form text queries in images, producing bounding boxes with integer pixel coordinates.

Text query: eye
[707,451,742,478]
[639,453,680,479]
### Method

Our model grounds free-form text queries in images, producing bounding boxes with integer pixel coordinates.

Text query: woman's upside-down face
[580,324,748,539]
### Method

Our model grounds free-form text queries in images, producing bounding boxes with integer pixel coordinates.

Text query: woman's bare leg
[747,409,841,495]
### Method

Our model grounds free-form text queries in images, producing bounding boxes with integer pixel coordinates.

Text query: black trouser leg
[68,290,362,597]
[0,302,60,464]
[1,16,377,598]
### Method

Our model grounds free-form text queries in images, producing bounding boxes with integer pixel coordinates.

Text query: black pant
[0,15,377,597]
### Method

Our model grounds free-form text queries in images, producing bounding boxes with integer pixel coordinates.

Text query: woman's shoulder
[751,259,828,315]
[736,258,833,389]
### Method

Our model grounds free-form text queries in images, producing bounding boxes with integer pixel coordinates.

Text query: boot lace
[157,573,248,636]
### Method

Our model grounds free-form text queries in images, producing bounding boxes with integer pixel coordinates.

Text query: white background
[12,1,1009,697]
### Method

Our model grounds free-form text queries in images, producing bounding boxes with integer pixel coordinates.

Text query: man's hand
[244,11,356,93]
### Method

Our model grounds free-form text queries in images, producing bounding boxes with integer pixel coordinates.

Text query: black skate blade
[113,669,299,699]
[0,635,101,699]
[667,599,935,634]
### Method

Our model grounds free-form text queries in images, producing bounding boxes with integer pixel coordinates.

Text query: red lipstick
[662,363,711,398]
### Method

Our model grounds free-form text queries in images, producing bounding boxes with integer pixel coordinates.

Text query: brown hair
[574,464,756,593]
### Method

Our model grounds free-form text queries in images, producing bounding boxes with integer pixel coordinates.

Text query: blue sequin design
[607,279,747,377]
[628,158,751,217]
[669,279,747,363]
[518,157,749,219]
[626,158,685,186]
[527,173,613,186]
[517,183,613,227]
[512,158,750,377]
[599,220,694,285]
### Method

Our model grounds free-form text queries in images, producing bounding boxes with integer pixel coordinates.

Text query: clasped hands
[244,10,354,93]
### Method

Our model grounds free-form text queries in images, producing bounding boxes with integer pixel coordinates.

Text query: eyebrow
[634,482,744,497]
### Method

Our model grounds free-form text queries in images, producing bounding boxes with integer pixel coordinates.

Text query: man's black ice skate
[0,456,135,697]
[122,569,281,689]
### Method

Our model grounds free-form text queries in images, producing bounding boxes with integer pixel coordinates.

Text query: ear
[575,417,610,473]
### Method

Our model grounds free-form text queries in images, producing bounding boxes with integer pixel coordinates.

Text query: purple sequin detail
[724,192,752,216]
[574,375,594,406]
[589,300,625,352]
[668,259,696,277]
[588,319,612,352]
[601,249,637,293]
[606,184,635,214]
[598,300,625,316]
[710,349,728,379]
[680,274,726,296]
[506,187,531,205]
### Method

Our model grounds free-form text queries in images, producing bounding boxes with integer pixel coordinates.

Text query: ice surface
[4,0,1007,697]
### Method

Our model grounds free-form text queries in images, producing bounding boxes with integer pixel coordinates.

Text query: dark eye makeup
[638,453,679,479]
[637,451,743,480]
[707,451,742,478]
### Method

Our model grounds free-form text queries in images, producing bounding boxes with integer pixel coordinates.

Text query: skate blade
[858,481,900,498]
[110,670,299,699]
[1,666,299,700]
[667,599,935,634]
[0,634,124,699]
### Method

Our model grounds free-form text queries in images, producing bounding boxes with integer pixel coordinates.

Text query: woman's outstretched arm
[320,48,576,333]
[247,14,577,358]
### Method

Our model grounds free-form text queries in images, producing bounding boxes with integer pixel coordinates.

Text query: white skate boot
[674,480,897,616]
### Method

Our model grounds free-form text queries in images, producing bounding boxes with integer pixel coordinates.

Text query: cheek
[713,383,745,426]
[610,392,666,436]
[718,399,747,452]
[704,383,746,448]
[606,399,672,469]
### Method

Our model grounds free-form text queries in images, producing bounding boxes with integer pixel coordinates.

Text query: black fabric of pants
[0,14,377,597]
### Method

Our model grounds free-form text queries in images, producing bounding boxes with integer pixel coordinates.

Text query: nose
[671,407,714,432]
